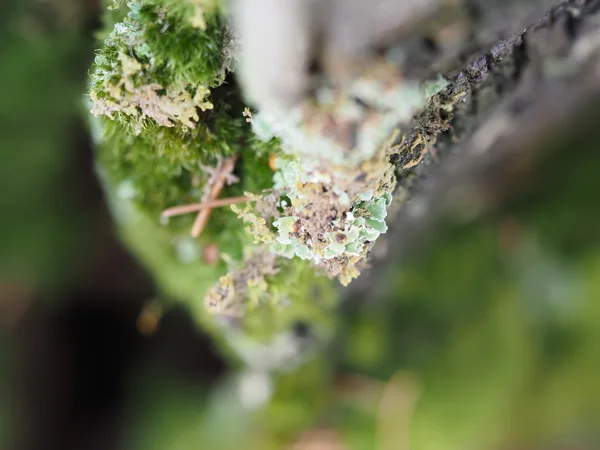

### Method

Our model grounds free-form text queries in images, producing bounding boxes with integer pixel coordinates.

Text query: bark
[400,0,563,78]
[346,0,600,303]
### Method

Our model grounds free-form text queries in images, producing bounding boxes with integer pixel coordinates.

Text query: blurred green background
[1,1,599,450]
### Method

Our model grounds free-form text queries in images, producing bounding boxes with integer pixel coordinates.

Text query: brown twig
[160,155,243,237]
[191,155,239,237]
[161,196,251,218]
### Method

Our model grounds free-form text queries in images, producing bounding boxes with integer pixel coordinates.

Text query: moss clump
[89,0,275,216]
[90,0,337,368]
[92,0,227,97]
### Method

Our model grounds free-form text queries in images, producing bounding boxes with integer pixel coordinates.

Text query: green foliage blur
[0,1,92,445]
[0,0,93,290]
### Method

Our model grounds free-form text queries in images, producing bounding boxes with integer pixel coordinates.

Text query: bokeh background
[1,1,599,449]
[0,1,227,449]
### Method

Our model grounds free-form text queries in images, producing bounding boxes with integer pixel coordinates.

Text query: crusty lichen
[267,158,394,285]
[204,248,279,317]
[238,62,448,284]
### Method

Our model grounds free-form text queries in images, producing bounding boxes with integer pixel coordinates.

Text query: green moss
[89,0,233,139]
[94,109,273,216]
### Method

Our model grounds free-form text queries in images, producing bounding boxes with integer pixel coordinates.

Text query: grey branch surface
[346,0,600,302]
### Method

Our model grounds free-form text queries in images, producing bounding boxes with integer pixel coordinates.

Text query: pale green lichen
[235,153,395,285]
[235,61,449,284]
[269,159,392,264]
[252,64,449,167]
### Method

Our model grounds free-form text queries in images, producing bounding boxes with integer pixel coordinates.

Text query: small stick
[191,183,224,237]
[191,155,238,238]
[161,196,251,218]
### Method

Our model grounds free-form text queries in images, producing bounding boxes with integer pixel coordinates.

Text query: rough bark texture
[398,0,563,78]
[346,0,600,302]
[396,0,600,181]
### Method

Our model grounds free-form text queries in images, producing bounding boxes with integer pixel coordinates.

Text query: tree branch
[346,0,600,302]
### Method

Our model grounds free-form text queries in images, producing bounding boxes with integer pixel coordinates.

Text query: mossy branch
[89,0,600,374]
